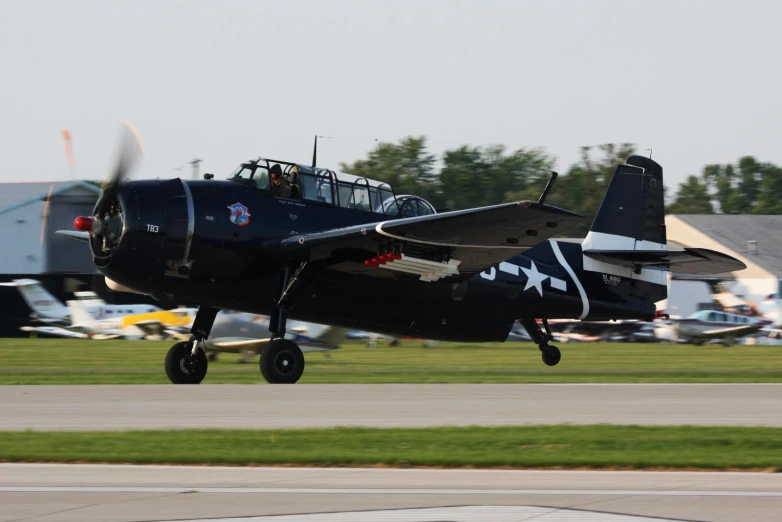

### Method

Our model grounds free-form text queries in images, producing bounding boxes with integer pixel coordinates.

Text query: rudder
[584,155,666,251]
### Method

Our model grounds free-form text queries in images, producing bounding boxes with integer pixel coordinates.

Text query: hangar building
[0,181,100,274]
[0,181,176,336]
[665,214,782,310]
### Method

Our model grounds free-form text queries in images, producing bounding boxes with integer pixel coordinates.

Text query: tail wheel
[260,339,305,384]
[541,344,561,367]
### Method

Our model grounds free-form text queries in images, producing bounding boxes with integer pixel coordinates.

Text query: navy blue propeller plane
[58,123,746,384]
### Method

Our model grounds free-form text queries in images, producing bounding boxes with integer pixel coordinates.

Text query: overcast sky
[1,0,780,193]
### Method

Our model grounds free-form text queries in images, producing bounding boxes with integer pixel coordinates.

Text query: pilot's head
[270,164,282,184]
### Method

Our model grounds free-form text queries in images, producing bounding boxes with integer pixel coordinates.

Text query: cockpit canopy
[228,157,436,217]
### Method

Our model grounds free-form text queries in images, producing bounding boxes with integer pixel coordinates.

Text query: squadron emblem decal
[227,202,251,226]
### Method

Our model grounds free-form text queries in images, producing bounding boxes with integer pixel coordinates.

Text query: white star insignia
[520,260,549,296]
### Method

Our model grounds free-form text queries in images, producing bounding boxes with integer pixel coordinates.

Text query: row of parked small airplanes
[0,279,344,361]
[5,278,782,354]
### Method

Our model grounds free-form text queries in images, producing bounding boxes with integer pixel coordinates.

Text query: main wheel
[260,339,305,384]
[541,344,561,367]
[165,342,208,384]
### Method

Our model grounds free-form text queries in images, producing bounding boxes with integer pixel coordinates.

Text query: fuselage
[95,178,658,342]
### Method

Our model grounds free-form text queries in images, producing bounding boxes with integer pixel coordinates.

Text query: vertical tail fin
[0,279,70,322]
[312,325,347,348]
[67,300,99,327]
[583,155,667,251]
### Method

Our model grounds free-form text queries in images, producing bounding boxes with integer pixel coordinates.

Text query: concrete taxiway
[1,383,781,430]
[2,464,781,522]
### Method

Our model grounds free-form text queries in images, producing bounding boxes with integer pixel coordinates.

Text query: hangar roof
[675,214,782,277]
[0,181,100,216]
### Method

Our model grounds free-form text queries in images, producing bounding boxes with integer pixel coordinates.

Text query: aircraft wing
[700,324,762,339]
[55,230,90,243]
[19,326,89,339]
[129,320,166,336]
[278,201,583,282]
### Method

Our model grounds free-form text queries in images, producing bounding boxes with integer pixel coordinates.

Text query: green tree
[668,175,714,214]
[753,162,782,214]
[535,143,636,236]
[339,136,442,207]
[737,156,761,211]
[439,145,553,210]
[702,163,746,214]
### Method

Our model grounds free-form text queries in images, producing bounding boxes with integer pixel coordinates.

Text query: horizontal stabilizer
[583,248,746,275]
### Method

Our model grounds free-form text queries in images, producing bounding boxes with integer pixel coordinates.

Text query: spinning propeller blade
[94,120,145,218]
[40,129,76,246]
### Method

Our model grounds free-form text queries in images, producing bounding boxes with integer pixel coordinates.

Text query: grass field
[2,425,781,471]
[1,337,781,384]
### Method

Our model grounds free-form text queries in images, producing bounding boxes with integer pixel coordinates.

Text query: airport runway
[1,463,781,522]
[1,384,781,430]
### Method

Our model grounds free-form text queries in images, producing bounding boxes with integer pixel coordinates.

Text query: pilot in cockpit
[270,164,292,199]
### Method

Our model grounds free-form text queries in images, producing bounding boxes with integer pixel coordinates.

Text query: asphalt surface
[1,383,781,430]
[2,464,781,522]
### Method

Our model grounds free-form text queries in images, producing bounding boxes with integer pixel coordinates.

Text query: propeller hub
[74,216,93,232]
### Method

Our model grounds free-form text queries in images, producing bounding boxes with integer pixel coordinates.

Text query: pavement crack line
[7,502,102,522]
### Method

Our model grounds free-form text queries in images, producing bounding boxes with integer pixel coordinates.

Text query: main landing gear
[261,262,307,384]
[164,264,312,385]
[165,305,219,385]
[519,318,562,367]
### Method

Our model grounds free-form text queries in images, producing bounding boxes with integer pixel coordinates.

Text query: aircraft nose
[90,179,192,291]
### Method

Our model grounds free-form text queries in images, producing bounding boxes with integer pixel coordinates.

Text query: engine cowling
[92,179,191,295]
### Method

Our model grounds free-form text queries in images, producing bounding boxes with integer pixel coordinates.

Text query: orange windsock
[62,129,75,167]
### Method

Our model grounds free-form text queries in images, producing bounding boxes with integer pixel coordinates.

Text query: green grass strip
[2,425,782,471]
[2,338,782,384]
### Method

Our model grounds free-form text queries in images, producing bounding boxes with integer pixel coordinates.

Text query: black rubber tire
[260,339,305,384]
[541,344,562,367]
[165,342,208,384]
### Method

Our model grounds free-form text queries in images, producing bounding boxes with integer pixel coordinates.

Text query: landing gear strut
[519,318,562,367]
[165,305,219,384]
[263,263,308,384]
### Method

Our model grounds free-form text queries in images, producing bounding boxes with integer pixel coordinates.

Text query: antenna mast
[190,158,203,179]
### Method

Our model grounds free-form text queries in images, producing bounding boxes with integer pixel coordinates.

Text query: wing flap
[376,201,582,248]
[583,248,746,275]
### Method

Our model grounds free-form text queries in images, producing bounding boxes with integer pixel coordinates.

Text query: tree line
[339,137,782,237]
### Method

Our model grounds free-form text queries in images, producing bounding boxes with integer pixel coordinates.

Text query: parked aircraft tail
[67,299,100,327]
[296,324,348,350]
[0,279,70,323]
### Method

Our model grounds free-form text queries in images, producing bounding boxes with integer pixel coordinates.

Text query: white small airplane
[670,309,771,346]
[195,311,345,362]
[19,325,89,339]
[58,301,196,340]
[0,279,161,325]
